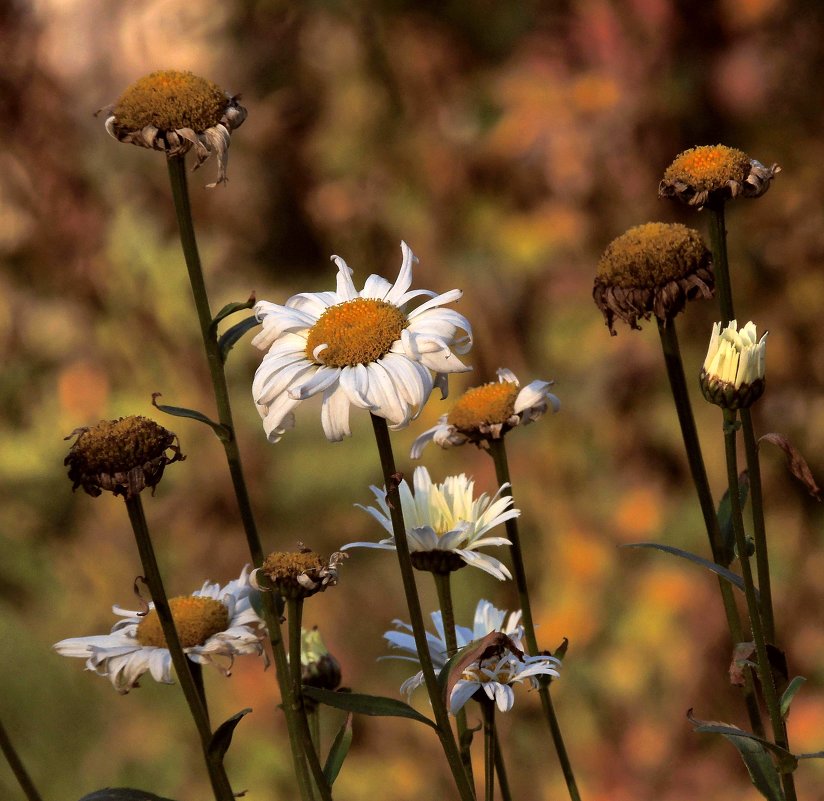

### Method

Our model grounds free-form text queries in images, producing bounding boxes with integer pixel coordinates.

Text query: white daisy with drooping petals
[54,566,267,694]
[252,242,472,442]
[342,466,516,580]
[385,599,561,713]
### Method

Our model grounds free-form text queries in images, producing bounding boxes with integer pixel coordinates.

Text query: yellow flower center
[663,145,751,192]
[115,70,227,132]
[596,222,709,289]
[447,382,520,430]
[136,596,229,648]
[263,551,326,581]
[305,298,407,367]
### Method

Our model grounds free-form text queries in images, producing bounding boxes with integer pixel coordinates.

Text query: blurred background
[3,0,824,799]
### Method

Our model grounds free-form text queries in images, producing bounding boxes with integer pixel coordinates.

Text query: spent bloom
[254,547,347,600]
[99,70,247,186]
[385,599,560,714]
[53,566,266,694]
[594,222,713,335]
[700,320,767,409]
[659,144,779,209]
[411,367,559,457]
[251,242,472,442]
[342,466,516,580]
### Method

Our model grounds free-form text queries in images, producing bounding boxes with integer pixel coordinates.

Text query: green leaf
[323,712,353,785]
[219,316,260,362]
[208,708,252,762]
[248,586,284,622]
[780,676,807,719]
[716,471,750,566]
[209,294,257,335]
[302,687,437,730]
[78,791,177,801]
[151,393,231,442]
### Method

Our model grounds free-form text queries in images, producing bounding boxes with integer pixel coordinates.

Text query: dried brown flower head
[257,547,347,600]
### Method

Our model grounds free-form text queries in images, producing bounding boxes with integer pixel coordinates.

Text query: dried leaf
[443,632,523,707]
[730,642,756,687]
[759,433,822,500]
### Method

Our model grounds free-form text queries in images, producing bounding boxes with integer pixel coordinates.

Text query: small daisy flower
[411,367,559,457]
[659,144,779,209]
[53,566,266,694]
[593,222,714,335]
[342,466,516,580]
[251,241,472,443]
[385,599,560,714]
[254,547,347,600]
[700,320,767,409]
[99,70,247,186]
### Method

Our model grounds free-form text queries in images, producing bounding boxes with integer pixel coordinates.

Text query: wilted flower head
[594,222,713,335]
[700,320,767,409]
[659,144,779,209]
[255,547,347,600]
[342,466,516,580]
[251,242,472,443]
[65,416,184,499]
[53,566,266,693]
[411,367,559,457]
[99,70,247,186]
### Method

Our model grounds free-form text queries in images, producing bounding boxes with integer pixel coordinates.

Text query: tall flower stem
[370,414,476,801]
[706,200,735,323]
[0,719,43,801]
[487,437,582,801]
[166,153,313,797]
[721,411,796,801]
[656,319,764,736]
[124,495,235,801]
[480,698,495,801]
[493,729,513,801]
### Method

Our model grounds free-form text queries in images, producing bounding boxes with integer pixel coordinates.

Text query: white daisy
[385,599,561,714]
[411,367,560,458]
[53,566,267,694]
[342,466,517,580]
[251,241,472,442]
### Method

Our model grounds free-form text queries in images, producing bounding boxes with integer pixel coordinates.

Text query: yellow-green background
[2,1,824,799]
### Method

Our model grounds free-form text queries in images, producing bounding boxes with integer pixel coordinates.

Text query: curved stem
[124,495,235,801]
[481,698,495,801]
[0,719,44,801]
[487,438,582,801]
[370,414,476,801]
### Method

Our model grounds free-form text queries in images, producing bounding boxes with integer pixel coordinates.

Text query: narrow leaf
[716,471,750,566]
[302,687,437,729]
[760,433,822,500]
[208,708,252,761]
[151,394,231,441]
[219,316,261,362]
[780,676,806,719]
[210,293,256,334]
[323,712,353,785]
[78,791,177,801]
[797,751,824,760]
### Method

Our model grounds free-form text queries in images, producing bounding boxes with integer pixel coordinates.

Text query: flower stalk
[481,698,495,801]
[0,719,44,801]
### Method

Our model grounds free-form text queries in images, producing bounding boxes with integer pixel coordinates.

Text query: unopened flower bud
[700,320,767,409]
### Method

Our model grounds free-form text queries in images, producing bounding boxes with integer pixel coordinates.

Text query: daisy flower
[700,319,767,410]
[385,599,560,714]
[411,367,559,457]
[342,466,516,580]
[251,241,472,442]
[53,566,266,694]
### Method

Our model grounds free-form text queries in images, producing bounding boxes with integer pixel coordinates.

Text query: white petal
[449,680,479,714]
[332,256,358,300]
[384,241,417,305]
[320,384,352,441]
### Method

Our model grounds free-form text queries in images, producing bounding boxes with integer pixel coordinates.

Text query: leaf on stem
[208,708,252,762]
[209,293,257,334]
[780,677,807,719]
[323,712,353,785]
[219,316,261,362]
[151,393,231,442]
[717,471,750,566]
[759,433,822,500]
[302,687,438,729]
[729,642,757,687]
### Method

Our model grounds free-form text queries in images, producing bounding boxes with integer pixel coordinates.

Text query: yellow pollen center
[305,298,407,367]
[664,145,750,191]
[447,382,520,430]
[115,70,227,132]
[136,596,229,648]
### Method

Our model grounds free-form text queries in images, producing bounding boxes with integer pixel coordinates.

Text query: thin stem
[656,319,765,736]
[487,438,583,801]
[722,411,796,801]
[370,414,476,801]
[0,719,44,801]
[493,728,512,801]
[190,662,209,726]
[481,698,495,801]
[707,200,734,324]
[124,495,235,801]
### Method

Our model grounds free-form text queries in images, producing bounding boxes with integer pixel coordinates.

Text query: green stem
[370,414,476,801]
[707,200,735,324]
[190,662,209,726]
[721,411,796,801]
[433,572,475,792]
[124,495,235,801]
[656,319,765,736]
[481,698,495,801]
[487,438,582,801]
[493,728,512,801]
[0,719,44,801]
[166,153,314,798]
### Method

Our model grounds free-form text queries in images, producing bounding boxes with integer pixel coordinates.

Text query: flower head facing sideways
[385,599,561,713]
[251,242,472,443]
[411,367,559,457]
[342,466,517,580]
[54,566,266,694]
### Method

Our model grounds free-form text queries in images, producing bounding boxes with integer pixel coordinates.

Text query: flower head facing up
[100,70,247,186]
[252,242,472,443]
[64,416,184,499]
[410,368,560,457]
[594,222,713,335]
[659,144,779,208]
[385,599,560,714]
[342,466,516,580]
[53,566,266,694]
[256,547,347,600]
[700,320,767,409]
